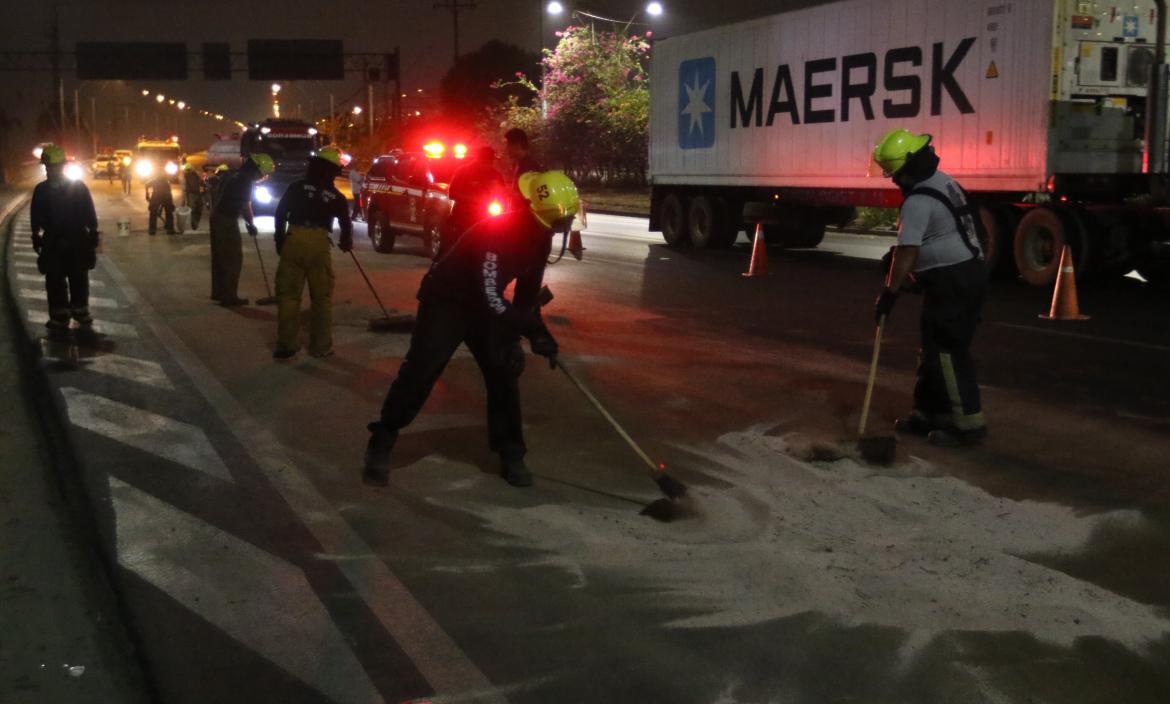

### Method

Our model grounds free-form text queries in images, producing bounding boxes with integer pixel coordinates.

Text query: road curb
[1,195,158,702]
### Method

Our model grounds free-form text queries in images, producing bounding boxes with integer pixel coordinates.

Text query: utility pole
[433,0,476,65]
[50,1,64,140]
[367,83,375,137]
[90,96,97,155]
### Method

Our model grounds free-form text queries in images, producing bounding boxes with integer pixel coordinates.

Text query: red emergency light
[487,200,504,217]
[453,143,468,159]
[423,141,445,158]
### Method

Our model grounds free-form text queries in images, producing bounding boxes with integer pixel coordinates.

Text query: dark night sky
[0,0,824,152]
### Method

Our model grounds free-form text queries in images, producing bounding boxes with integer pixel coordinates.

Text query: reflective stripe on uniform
[939,352,985,431]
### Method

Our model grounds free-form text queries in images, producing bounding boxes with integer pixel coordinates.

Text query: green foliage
[489,25,651,185]
[855,207,899,230]
[440,41,540,125]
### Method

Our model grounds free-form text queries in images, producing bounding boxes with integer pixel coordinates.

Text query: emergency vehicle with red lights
[360,141,496,258]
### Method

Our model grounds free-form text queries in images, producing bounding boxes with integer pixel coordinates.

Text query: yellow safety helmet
[249,152,275,175]
[214,164,229,173]
[872,129,931,177]
[518,170,580,229]
[316,147,342,167]
[40,144,66,166]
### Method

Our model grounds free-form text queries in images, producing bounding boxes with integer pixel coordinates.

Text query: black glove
[339,235,353,253]
[529,332,559,369]
[31,235,43,254]
[874,287,898,325]
[246,223,259,237]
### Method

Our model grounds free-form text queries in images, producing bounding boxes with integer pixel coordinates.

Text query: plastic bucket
[175,206,191,234]
[116,217,131,237]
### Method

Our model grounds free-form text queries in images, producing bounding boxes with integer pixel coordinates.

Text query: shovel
[857,315,897,464]
[251,235,278,306]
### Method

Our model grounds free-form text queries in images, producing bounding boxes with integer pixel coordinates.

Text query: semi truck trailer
[648,0,1170,286]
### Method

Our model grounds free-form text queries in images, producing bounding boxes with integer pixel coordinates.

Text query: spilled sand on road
[420,425,1168,654]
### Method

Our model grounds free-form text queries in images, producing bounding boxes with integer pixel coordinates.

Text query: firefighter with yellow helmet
[363,170,580,488]
[271,146,352,359]
[209,153,274,306]
[30,144,99,330]
[871,128,988,447]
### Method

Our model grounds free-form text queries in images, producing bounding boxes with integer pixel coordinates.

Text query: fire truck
[238,119,327,213]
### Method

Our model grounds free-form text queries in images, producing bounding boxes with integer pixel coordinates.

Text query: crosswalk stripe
[19,289,118,308]
[14,261,38,270]
[23,309,140,338]
[49,352,174,390]
[108,477,383,704]
[98,252,506,703]
[60,387,233,481]
[12,243,33,251]
[13,251,36,259]
[17,272,105,287]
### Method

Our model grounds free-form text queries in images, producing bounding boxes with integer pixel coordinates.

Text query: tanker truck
[648,0,1170,286]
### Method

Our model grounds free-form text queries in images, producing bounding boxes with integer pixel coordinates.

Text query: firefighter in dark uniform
[29,144,99,330]
[443,145,506,255]
[145,172,176,235]
[181,160,204,230]
[504,128,543,206]
[209,153,274,306]
[363,170,580,488]
[872,129,988,447]
[272,147,352,359]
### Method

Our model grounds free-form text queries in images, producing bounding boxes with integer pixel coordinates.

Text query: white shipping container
[650,0,1154,194]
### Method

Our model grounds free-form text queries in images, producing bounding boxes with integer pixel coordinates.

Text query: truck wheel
[370,210,396,254]
[978,204,1019,280]
[1013,206,1088,287]
[687,195,733,249]
[659,193,687,247]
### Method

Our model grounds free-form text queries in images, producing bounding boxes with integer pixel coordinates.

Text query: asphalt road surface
[6,178,1170,704]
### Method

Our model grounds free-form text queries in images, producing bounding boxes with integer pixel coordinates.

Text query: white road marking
[12,242,33,250]
[13,250,36,259]
[59,387,233,481]
[994,322,1170,354]
[108,477,383,704]
[22,308,140,338]
[98,255,507,703]
[18,272,104,287]
[14,261,38,270]
[19,289,118,308]
[49,352,174,390]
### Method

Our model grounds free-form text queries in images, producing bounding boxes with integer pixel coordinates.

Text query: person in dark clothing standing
[363,170,580,488]
[119,157,132,195]
[443,146,506,255]
[872,129,988,447]
[272,147,353,359]
[209,154,274,306]
[504,128,543,207]
[181,161,204,230]
[29,145,99,330]
[145,173,176,235]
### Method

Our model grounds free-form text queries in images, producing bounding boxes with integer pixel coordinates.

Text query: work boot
[500,457,533,488]
[272,347,297,360]
[218,297,249,307]
[362,423,398,487]
[45,318,70,332]
[893,411,936,436]
[928,425,988,448]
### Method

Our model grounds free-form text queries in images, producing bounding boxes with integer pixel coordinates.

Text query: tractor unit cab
[239,119,328,213]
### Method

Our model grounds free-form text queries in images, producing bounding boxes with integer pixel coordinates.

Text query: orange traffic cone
[742,224,769,277]
[1040,245,1089,320]
[568,228,585,261]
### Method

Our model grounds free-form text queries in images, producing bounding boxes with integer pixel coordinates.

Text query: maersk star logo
[678,57,716,149]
